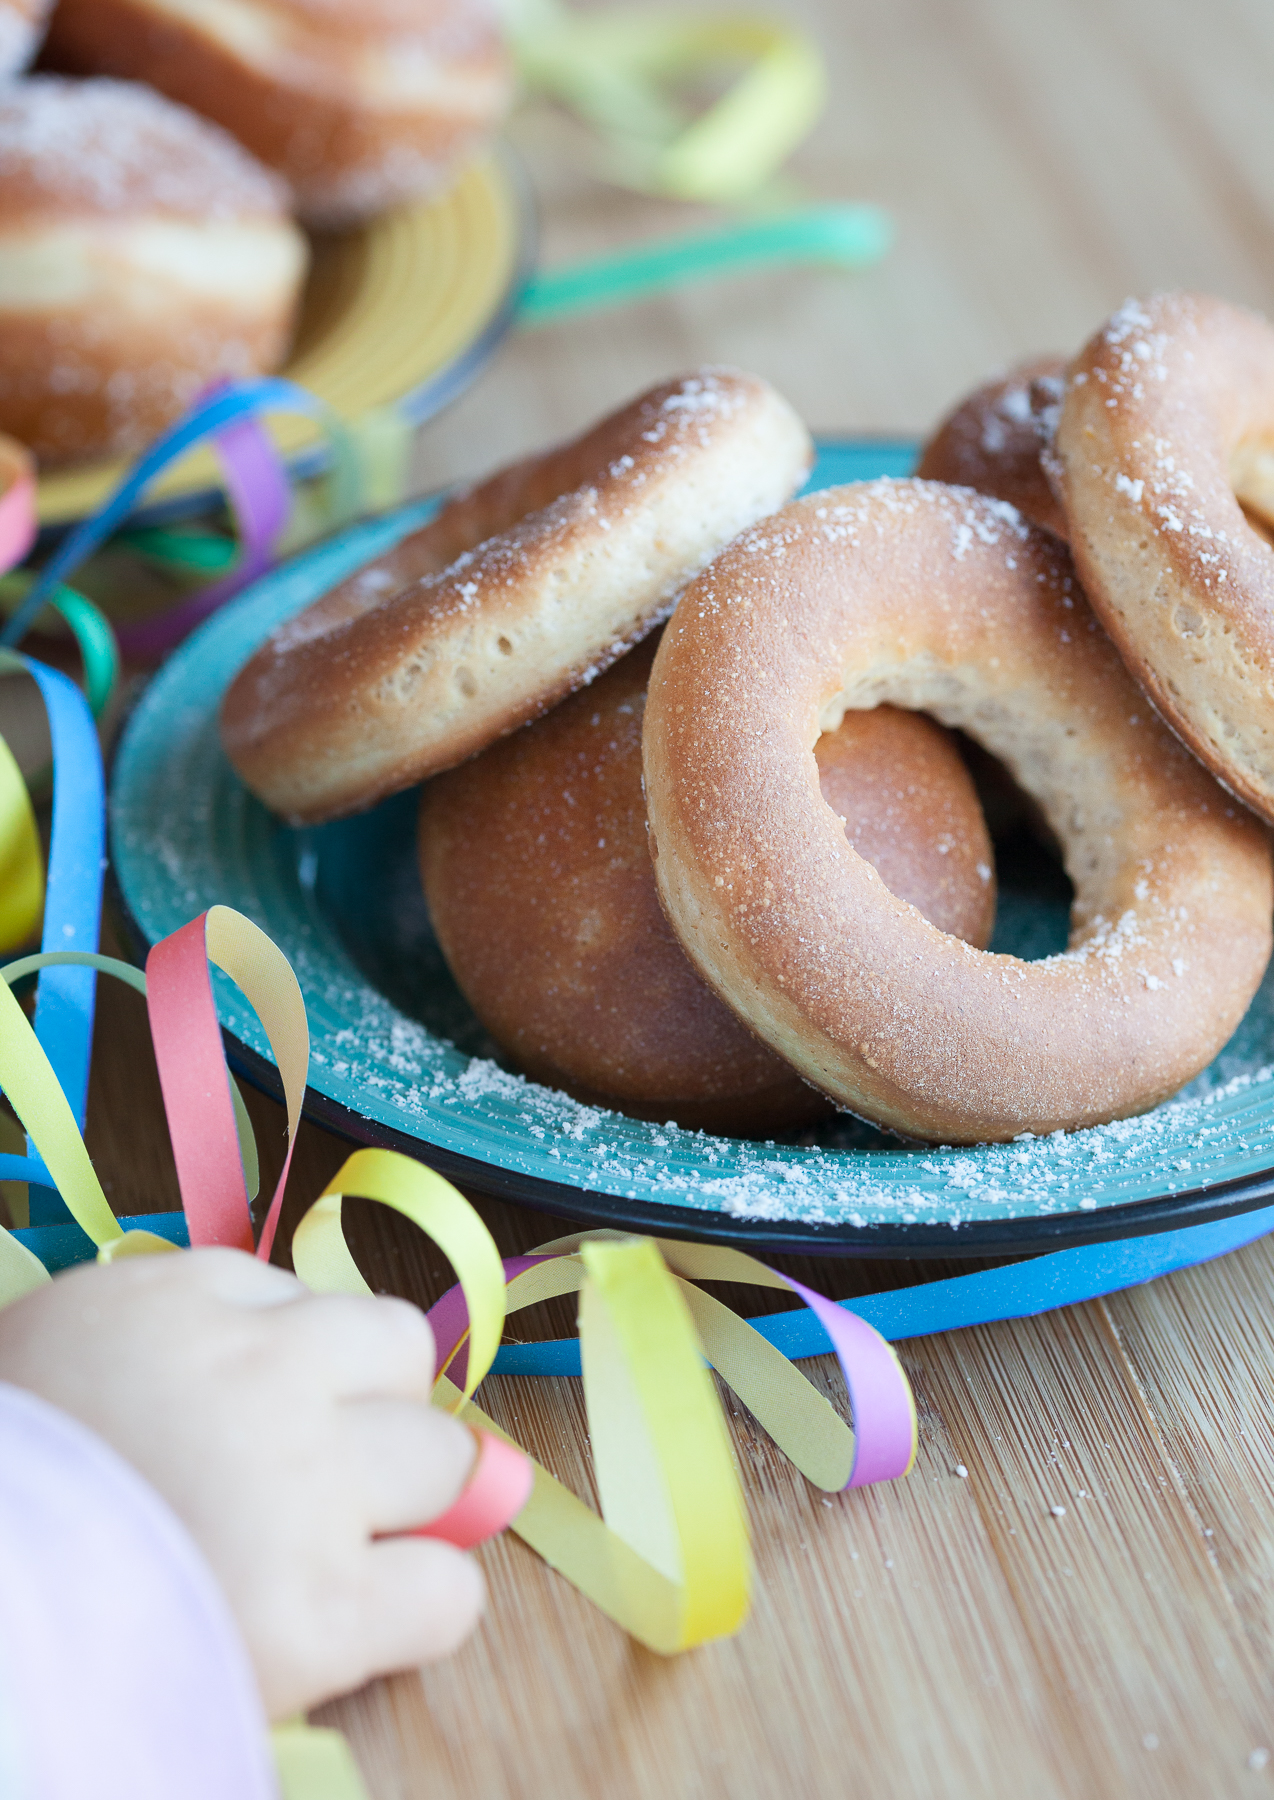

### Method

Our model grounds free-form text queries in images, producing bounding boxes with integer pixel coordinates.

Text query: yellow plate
[35,148,532,528]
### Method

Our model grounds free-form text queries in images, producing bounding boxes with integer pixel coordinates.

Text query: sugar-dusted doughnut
[43,0,513,226]
[419,637,995,1134]
[643,479,1273,1145]
[1053,292,1274,823]
[221,370,812,825]
[917,357,1068,538]
[0,0,51,76]
[0,78,307,463]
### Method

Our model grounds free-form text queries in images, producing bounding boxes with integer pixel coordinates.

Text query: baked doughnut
[1053,292,1274,823]
[221,370,812,824]
[642,478,1274,1145]
[0,0,51,76]
[917,357,1068,538]
[43,0,513,227]
[0,78,307,463]
[419,638,996,1134]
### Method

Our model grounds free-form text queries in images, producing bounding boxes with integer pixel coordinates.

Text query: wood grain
[57,0,1274,1792]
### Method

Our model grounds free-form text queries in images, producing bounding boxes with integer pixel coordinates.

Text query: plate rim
[105,439,1274,1259]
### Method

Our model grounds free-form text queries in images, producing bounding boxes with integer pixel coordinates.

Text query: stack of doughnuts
[0,77,309,462]
[222,317,1274,1145]
[419,637,996,1133]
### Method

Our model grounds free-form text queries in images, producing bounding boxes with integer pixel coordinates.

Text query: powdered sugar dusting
[0,76,289,219]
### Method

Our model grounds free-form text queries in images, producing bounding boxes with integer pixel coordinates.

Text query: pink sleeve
[0,1381,278,1800]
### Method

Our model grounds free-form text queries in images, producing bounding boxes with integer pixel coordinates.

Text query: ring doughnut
[1053,292,1274,822]
[221,369,812,824]
[917,357,1068,538]
[43,0,512,226]
[642,478,1273,1144]
[419,638,995,1134]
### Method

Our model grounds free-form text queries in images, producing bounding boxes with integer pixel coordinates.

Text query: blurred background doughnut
[42,0,514,226]
[916,357,1068,539]
[0,76,308,463]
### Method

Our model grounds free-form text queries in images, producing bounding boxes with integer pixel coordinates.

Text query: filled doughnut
[419,638,996,1134]
[0,0,51,76]
[1053,292,1274,823]
[0,77,308,463]
[43,0,513,227]
[642,478,1273,1145]
[221,369,812,824]
[917,357,1068,538]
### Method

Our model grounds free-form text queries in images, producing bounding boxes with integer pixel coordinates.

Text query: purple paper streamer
[426,1251,916,1490]
[114,411,292,660]
[783,1275,917,1487]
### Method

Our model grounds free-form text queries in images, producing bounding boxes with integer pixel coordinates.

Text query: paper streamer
[146,907,306,1257]
[0,378,360,657]
[506,0,826,202]
[0,910,917,1659]
[0,732,41,953]
[113,410,292,661]
[0,576,120,721]
[0,652,105,1230]
[517,204,893,328]
[0,434,35,574]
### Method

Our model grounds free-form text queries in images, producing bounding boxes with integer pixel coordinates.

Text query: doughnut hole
[814,708,995,949]
[419,641,997,1137]
[1231,442,1274,547]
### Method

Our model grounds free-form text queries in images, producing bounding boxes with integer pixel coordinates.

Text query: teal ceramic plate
[108,441,1274,1256]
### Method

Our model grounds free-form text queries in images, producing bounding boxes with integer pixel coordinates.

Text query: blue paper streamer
[0,376,353,649]
[489,1200,1274,1374]
[7,658,105,1225]
[12,1210,190,1273]
[1,378,351,1224]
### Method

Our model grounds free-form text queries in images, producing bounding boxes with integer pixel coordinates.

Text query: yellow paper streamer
[0,902,914,1798]
[505,0,826,203]
[290,1152,752,1651]
[271,1721,371,1800]
[0,731,42,953]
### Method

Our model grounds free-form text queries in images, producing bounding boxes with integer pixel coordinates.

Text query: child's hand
[0,1247,485,1716]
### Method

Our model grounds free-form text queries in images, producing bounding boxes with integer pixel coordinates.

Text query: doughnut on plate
[109,440,1274,1257]
[35,147,529,528]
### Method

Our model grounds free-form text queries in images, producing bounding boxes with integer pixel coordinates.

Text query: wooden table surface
[72,0,1274,1794]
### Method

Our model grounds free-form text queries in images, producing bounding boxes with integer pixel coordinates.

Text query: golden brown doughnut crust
[1054,292,1274,824]
[916,357,1068,538]
[43,0,513,224]
[418,640,994,1134]
[0,77,306,461]
[220,370,812,824]
[642,478,1273,1145]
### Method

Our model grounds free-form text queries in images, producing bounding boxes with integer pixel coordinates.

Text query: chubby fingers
[359,1536,486,1678]
[266,1289,440,1401]
[343,1398,477,1535]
